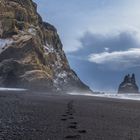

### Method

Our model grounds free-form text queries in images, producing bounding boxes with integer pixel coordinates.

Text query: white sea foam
[68,92,140,101]
[0,88,27,91]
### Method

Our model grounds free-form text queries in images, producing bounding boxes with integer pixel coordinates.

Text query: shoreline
[68,92,140,101]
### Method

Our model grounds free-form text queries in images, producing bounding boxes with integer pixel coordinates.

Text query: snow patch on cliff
[28,28,36,35]
[44,41,54,53]
[0,38,13,52]
[0,38,13,48]
[53,71,69,91]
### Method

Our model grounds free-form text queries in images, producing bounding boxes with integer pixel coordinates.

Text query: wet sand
[0,92,140,140]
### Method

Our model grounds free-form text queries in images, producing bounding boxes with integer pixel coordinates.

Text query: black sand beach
[0,92,140,140]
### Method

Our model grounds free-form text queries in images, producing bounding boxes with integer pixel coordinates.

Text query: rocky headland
[0,0,91,93]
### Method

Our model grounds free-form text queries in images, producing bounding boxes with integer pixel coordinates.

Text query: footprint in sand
[68,125,77,129]
[68,113,73,116]
[70,122,78,125]
[69,117,74,120]
[62,114,68,117]
[62,100,87,139]
[78,130,87,134]
[65,135,81,139]
[61,118,67,121]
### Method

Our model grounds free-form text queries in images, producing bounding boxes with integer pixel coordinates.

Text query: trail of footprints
[61,100,87,139]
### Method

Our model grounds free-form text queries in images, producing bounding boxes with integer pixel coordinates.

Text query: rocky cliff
[118,74,139,93]
[0,0,91,93]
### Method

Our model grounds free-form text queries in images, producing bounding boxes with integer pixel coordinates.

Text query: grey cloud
[68,30,140,70]
[70,30,140,57]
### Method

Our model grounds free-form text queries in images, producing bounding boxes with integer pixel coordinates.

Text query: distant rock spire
[124,75,128,83]
[118,73,139,93]
[127,74,131,83]
[131,73,136,84]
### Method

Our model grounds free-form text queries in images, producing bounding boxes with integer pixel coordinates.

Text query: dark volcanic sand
[0,92,140,140]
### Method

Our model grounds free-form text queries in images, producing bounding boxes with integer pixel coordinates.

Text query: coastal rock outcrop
[118,74,139,93]
[0,0,91,93]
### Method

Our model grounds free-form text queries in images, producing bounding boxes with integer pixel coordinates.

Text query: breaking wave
[0,87,27,91]
[68,92,140,101]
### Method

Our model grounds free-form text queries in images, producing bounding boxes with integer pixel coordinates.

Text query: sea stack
[0,0,91,93]
[118,74,139,93]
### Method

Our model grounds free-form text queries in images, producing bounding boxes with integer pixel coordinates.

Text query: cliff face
[118,74,139,93]
[0,0,91,92]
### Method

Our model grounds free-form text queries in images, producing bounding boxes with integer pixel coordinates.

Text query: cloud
[68,30,140,70]
[88,48,140,69]
[78,30,139,54]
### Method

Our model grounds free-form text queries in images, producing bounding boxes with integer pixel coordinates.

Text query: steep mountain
[0,0,91,93]
[118,74,139,93]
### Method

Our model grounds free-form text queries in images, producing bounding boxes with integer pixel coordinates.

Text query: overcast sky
[34,0,140,92]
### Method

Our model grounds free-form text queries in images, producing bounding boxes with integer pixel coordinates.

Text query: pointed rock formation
[118,74,139,93]
[0,0,91,93]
